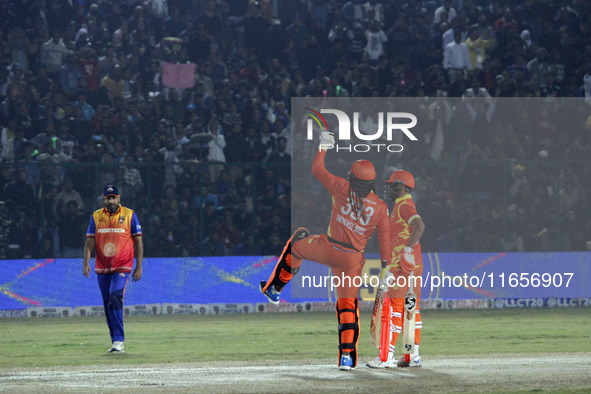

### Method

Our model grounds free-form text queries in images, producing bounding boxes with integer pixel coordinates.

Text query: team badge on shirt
[103,243,116,257]
[119,217,125,223]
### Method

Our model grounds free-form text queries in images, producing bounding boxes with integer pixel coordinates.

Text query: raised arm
[311,147,341,194]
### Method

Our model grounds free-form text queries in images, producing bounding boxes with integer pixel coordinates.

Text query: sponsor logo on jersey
[97,228,126,233]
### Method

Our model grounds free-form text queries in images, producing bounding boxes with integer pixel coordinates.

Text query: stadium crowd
[0,0,590,258]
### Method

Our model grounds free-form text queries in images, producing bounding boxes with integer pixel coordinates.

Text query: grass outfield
[1,308,590,369]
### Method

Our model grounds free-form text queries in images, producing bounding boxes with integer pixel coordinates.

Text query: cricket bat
[402,270,417,362]
[369,260,388,348]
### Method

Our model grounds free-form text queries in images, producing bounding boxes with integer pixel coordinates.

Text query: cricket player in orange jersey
[260,131,391,370]
[367,169,425,368]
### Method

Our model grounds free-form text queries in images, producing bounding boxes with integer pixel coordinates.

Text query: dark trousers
[97,272,129,342]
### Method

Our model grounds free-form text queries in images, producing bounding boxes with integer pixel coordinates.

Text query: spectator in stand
[558,181,580,213]
[40,30,68,81]
[520,29,533,52]
[56,120,77,158]
[243,124,266,163]
[465,27,495,70]
[527,48,550,90]
[75,28,91,51]
[30,66,54,102]
[548,48,566,87]
[36,139,70,186]
[442,17,462,50]
[98,44,120,80]
[206,117,226,183]
[58,200,87,258]
[99,65,125,99]
[79,47,99,93]
[215,169,232,197]
[53,177,84,217]
[506,54,530,83]
[0,200,16,258]
[201,230,226,256]
[31,121,61,153]
[236,233,261,255]
[433,0,457,26]
[443,29,470,83]
[494,7,520,35]
[364,20,387,65]
[342,0,366,23]
[160,185,179,216]
[216,211,242,254]
[266,136,290,179]
[195,183,218,210]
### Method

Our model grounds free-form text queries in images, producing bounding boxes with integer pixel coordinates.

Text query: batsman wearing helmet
[367,170,425,368]
[260,131,391,371]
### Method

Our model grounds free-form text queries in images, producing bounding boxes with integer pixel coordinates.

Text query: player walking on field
[83,184,143,353]
[367,170,425,368]
[260,131,391,370]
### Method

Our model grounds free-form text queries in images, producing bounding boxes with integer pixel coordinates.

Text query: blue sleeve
[131,212,142,236]
[86,215,96,237]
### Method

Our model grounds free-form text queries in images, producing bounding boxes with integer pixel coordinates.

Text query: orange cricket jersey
[390,193,422,271]
[86,205,142,273]
[312,150,390,261]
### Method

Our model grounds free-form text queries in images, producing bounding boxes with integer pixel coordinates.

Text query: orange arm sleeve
[312,150,339,194]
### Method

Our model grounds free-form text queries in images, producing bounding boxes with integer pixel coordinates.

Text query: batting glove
[401,246,416,275]
[319,131,335,151]
[379,270,394,291]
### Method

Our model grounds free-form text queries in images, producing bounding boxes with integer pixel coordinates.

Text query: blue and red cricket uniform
[86,205,142,342]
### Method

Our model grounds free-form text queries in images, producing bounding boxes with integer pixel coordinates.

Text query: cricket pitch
[1,354,590,393]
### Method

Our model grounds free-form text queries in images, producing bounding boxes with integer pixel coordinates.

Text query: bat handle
[379,259,388,281]
[408,270,414,293]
